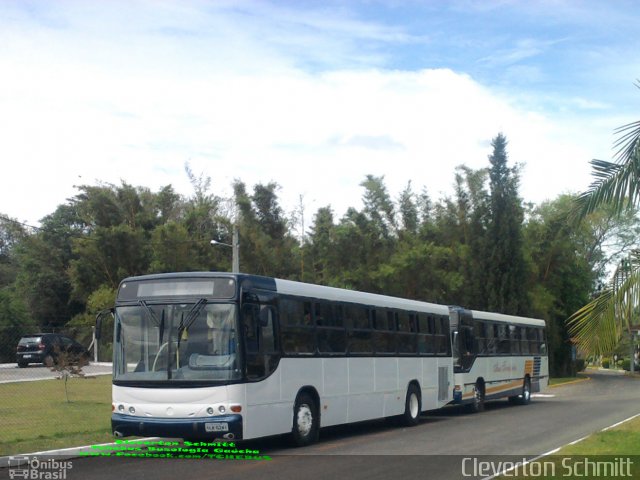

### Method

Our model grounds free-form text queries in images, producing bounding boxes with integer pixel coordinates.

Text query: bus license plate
[205,422,229,432]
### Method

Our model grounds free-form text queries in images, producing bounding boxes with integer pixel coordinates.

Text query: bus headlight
[118,404,125,413]
[129,406,136,414]
[206,407,214,415]
[218,405,226,414]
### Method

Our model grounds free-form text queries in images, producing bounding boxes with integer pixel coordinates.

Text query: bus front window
[114,303,241,383]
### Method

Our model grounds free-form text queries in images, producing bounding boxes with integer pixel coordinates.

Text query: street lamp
[210,226,240,273]
[210,240,232,248]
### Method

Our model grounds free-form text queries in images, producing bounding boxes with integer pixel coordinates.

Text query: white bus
[449,307,549,412]
[102,272,455,446]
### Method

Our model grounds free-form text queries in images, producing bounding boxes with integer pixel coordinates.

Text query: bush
[622,359,639,372]
[602,358,610,369]
[574,359,586,372]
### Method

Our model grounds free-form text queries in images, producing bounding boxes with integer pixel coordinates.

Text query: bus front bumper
[112,413,243,440]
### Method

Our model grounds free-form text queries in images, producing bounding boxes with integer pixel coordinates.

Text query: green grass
[559,416,640,455]
[497,417,640,479]
[0,375,114,456]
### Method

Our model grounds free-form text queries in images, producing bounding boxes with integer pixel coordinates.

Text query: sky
[1,0,639,229]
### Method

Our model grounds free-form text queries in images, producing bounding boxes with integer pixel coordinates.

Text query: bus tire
[291,392,319,447]
[469,380,485,413]
[519,377,531,405]
[401,384,421,427]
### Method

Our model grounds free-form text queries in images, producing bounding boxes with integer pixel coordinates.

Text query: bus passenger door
[450,308,477,373]
[241,303,279,380]
[458,325,477,371]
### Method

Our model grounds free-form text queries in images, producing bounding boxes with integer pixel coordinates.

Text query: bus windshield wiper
[171,299,207,376]
[138,300,161,326]
[175,298,208,352]
[159,309,165,344]
[176,312,186,357]
[182,298,208,332]
[178,298,207,346]
[138,300,166,343]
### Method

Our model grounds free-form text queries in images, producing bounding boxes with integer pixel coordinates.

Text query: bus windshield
[113,302,241,383]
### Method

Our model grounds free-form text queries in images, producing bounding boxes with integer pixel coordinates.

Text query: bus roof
[470,310,546,327]
[274,278,450,315]
[117,272,543,324]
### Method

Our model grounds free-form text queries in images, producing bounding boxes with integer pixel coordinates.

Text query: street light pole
[232,224,240,274]
[210,233,240,274]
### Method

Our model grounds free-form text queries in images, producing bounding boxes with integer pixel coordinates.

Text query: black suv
[16,333,90,368]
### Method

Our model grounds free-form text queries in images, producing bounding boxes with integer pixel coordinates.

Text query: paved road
[0,362,112,383]
[17,370,636,480]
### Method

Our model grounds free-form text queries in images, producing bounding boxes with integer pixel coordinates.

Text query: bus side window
[509,325,520,355]
[538,329,547,354]
[528,327,540,354]
[242,304,259,354]
[484,323,496,355]
[520,327,529,354]
[346,305,372,354]
[243,303,278,380]
[417,314,430,355]
[259,305,276,353]
[497,324,509,354]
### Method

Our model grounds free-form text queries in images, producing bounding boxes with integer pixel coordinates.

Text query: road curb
[549,375,590,388]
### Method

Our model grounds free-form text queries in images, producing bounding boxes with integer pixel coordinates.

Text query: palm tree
[568,252,639,355]
[568,84,640,356]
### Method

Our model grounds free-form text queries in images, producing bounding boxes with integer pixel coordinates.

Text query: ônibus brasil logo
[8,456,72,480]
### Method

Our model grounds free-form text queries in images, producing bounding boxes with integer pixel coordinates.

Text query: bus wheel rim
[297,404,313,436]
[523,382,530,401]
[410,393,419,418]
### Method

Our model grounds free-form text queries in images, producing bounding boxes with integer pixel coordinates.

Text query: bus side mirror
[95,308,113,341]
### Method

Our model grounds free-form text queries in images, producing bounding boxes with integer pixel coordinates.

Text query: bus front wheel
[291,392,319,447]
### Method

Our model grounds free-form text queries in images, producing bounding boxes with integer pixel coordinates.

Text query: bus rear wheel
[519,377,531,405]
[401,384,421,427]
[509,377,531,405]
[468,381,485,413]
[290,392,319,447]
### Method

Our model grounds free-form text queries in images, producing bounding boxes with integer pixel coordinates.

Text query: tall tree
[485,134,529,315]
[233,180,298,278]
[306,206,338,285]
[0,214,27,287]
[429,166,489,307]
[360,175,397,239]
[397,182,418,237]
[14,206,86,327]
[0,214,33,361]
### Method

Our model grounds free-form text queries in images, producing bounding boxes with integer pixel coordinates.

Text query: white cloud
[0,1,628,227]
